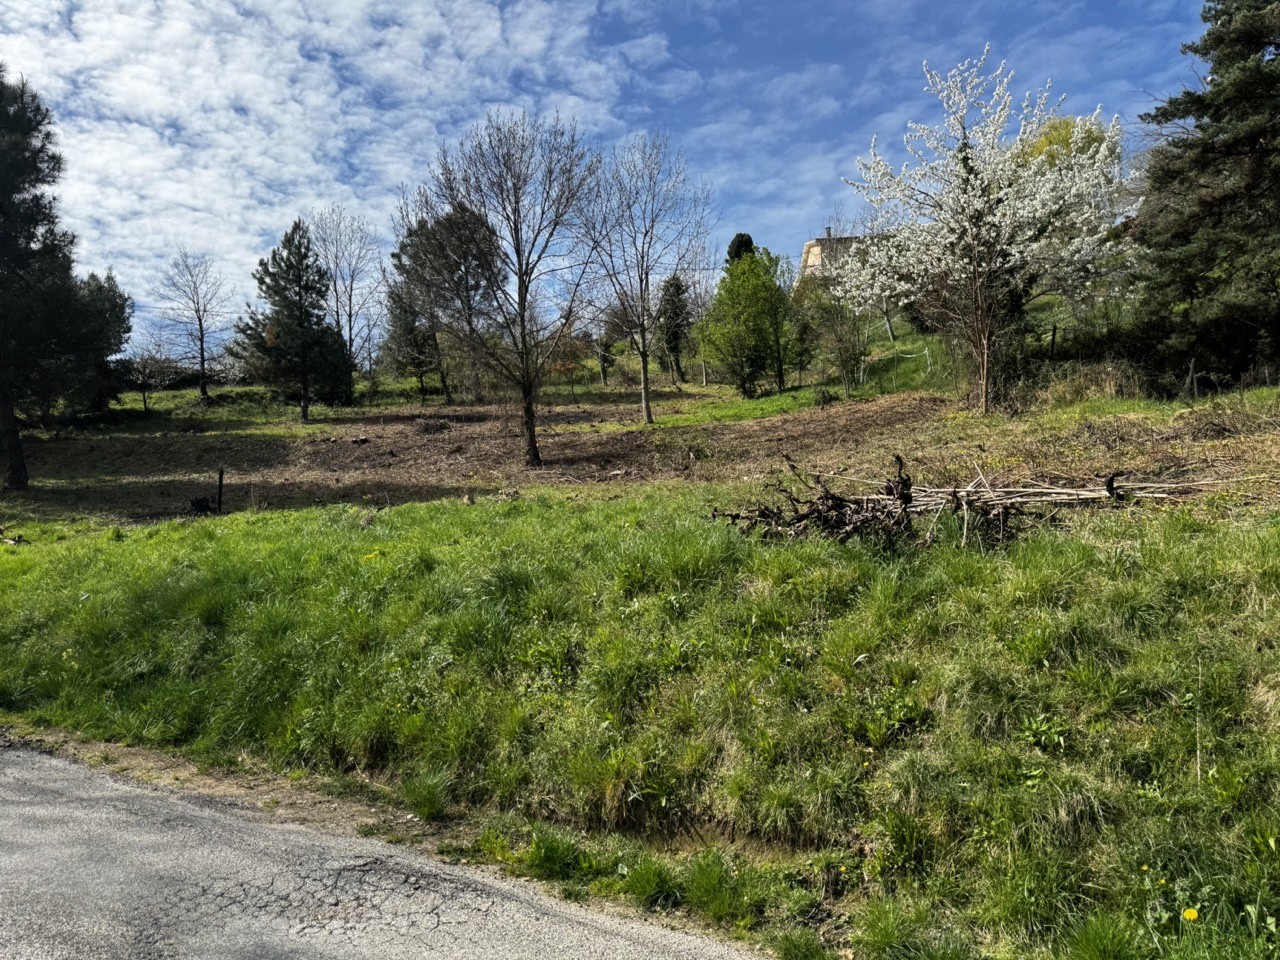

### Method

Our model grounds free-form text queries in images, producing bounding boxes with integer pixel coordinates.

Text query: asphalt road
[0,746,753,960]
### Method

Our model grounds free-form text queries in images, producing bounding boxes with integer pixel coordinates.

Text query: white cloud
[1,0,647,322]
[0,0,1210,331]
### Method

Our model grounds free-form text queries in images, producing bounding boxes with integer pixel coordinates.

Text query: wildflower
[1182,908,1199,922]
[1141,864,1149,872]
[1159,879,1166,886]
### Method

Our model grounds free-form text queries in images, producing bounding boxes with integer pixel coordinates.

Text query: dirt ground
[5,389,1279,522]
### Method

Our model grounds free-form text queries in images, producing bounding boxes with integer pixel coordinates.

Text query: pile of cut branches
[719,456,1245,547]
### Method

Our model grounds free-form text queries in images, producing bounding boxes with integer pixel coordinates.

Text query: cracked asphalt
[0,747,754,960]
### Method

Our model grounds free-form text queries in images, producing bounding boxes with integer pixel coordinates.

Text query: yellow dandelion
[1159,879,1166,886]
[1182,908,1199,922]
[1141,864,1149,872]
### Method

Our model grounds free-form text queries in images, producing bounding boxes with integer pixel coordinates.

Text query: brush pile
[719,456,1240,546]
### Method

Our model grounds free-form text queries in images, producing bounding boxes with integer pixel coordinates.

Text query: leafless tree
[309,203,385,387]
[125,332,182,413]
[585,131,712,423]
[397,110,598,466]
[679,240,719,387]
[151,247,233,400]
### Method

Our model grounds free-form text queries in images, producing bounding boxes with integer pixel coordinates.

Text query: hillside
[3,382,1280,960]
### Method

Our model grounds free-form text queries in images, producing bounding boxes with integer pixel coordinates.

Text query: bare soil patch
[6,390,1279,521]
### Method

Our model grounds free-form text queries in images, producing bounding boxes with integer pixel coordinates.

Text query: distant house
[798,228,860,279]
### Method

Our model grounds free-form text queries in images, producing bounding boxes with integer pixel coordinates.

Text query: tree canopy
[699,247,805,397]
[397,110,597,466]
[1135,0,1280,390]
[840,50,1126,412]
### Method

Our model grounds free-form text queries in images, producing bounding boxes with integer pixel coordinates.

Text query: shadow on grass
[1,476,499,524]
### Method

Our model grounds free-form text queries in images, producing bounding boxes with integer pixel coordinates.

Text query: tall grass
[2,488,1279,957]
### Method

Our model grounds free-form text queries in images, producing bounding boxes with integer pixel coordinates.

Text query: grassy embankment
[3,469,1280,958]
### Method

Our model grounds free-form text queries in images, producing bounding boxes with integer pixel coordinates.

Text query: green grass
[2,486,1280,957]
[546,334,952,434]
[97,382,438,438]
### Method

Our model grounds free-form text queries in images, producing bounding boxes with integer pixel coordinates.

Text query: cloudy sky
[3,0,1205,323]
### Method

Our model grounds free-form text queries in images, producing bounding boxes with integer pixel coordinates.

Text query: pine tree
[1,64,131,489]
[655,274,692,383]
[726,232,755,263]
[1136,0,1280,389]
[230,220,350,420]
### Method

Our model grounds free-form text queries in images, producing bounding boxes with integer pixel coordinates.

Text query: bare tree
[124,332,182,413]
[151,247,232,400]
[585,131,711,423]
[309,203,384,392]
[397,110,598,466]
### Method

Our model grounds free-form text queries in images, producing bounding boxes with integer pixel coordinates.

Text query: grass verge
[2,486,1279,957]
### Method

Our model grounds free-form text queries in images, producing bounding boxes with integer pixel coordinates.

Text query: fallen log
[718,456,1252,547]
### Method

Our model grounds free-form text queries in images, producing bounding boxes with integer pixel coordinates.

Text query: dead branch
[719,456,1250,547]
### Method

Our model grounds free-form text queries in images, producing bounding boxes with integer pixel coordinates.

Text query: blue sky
[2,0,1206,320]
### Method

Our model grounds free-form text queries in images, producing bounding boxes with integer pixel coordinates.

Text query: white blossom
[839,48,1128,412]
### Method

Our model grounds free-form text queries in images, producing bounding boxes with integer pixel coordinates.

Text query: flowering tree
[839,50,1126,412]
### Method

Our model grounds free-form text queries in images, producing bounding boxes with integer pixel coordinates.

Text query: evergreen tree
[388,205,506,406]
[1136,0,1280,389]
[383,271,450,402]
[1,64,131,489]
[230,219,350,420]
[726,232,755,264]
[655,274,692,383]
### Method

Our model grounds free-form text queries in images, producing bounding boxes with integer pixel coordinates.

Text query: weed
[620,856,684,910]
[403,766,453,822]
[774,928,834,960]
[524,825,596,882]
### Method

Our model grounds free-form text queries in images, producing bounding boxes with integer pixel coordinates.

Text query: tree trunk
[701,361,707,387]
[672,348,685,384]
[344,343,357,407]
[198,340,209,401]
[978,336,991,416]
[521,386,541,467]
[883,307,896,342]
[439,365,454,406]
[599,361,608,387]
[639,350,653,424]
[416,372,427,399]
[0,393,29,491]
[1049,322,1058,361]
